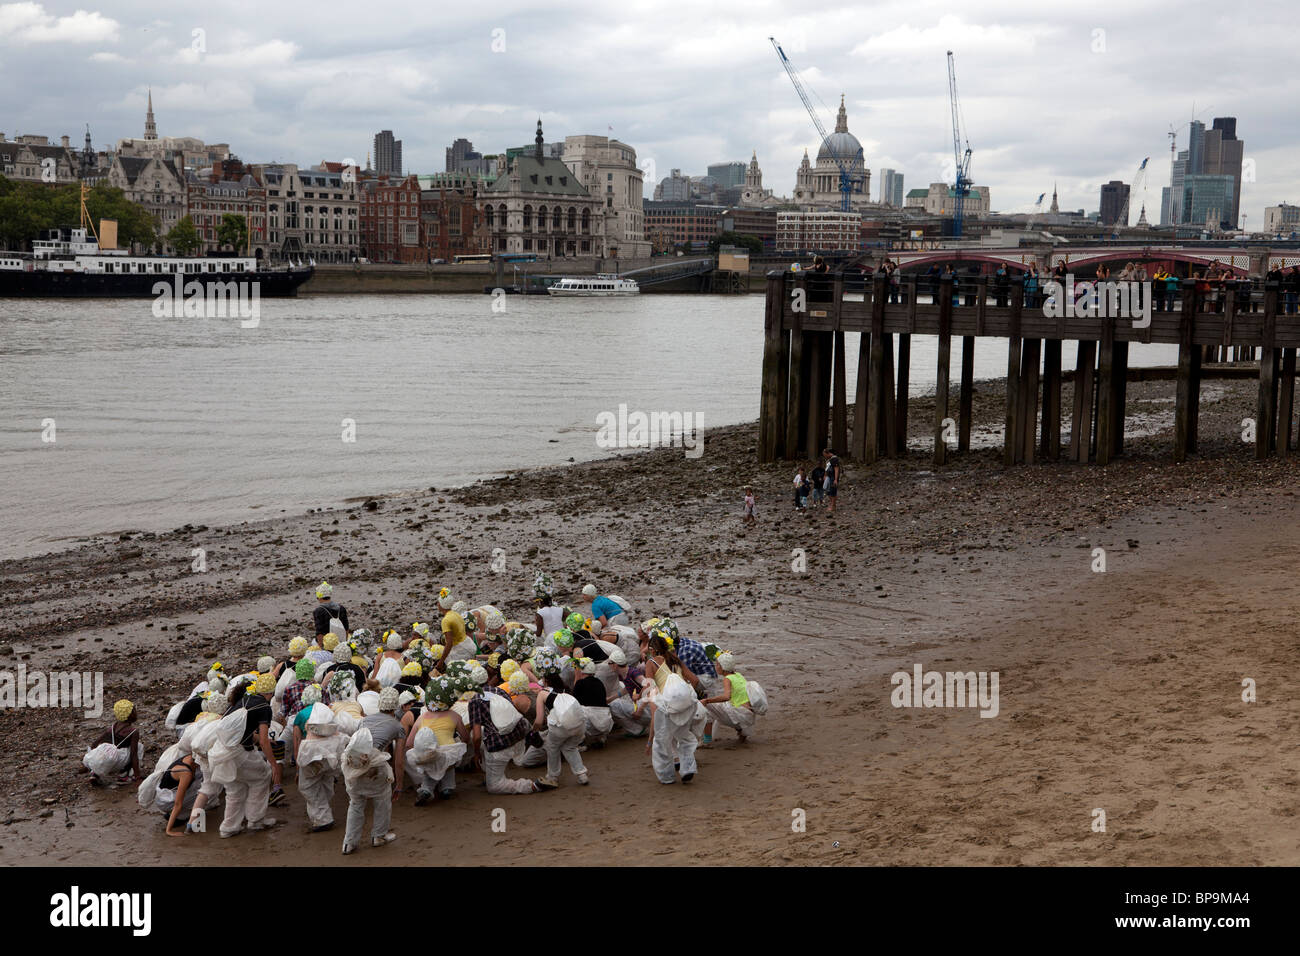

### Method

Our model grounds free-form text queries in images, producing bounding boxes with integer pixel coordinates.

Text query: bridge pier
[756,269,1295,469]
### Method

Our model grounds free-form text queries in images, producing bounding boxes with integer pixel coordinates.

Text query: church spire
[1049,182,1059,213]
[834,94,848,134]
[145,87,157,141]
[535,118,544,161]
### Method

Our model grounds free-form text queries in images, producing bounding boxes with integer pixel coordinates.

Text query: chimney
[0,132,6,142]
[61,135,71,148]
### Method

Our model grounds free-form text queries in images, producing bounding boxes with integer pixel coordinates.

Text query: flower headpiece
[113,699,134,722]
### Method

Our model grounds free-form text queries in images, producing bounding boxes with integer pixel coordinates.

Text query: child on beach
[793,467,810,509]
[742,487,757,525]
[810,462,825,507]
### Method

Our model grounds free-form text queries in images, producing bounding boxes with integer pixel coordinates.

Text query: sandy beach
[1,374,1297,866]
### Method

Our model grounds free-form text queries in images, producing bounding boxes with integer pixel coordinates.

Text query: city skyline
[3,1,1299,228]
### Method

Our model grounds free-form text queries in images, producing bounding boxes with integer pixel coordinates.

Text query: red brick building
[359,174,422,263]
[184,158,268,256]
[419,172,490,261]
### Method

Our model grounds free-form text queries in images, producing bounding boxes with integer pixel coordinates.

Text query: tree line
[0,176,250,256]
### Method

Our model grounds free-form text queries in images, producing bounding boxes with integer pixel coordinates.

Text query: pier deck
[758,272,1293,467]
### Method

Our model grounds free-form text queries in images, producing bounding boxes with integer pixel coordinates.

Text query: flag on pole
[1139,157,1149,170]
[1036,192,1045,205]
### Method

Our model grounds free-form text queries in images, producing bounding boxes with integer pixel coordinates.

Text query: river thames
[0,292,1179,558]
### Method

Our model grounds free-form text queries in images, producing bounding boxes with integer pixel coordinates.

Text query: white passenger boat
[547,274,639,296]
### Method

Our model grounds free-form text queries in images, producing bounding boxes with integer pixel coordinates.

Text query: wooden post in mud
[934,280,953,466]
[832,330,848,456]
[1111,341,1129,457]
[1041,339,1062,460]
[806,332,831,460]
[959,336,974,453]
[785,277,806,461]
[1257,297,1278,459]
[759,272,786,461]
[1279,348,1296,458]
[863,277,886,464]
[831,274,848,456]
[1071,342,1096,462]
[1020,338,1041,463]
[882,331,898,457]
[852,329,871,461]
[896,333,911,455]
[1004,281,1022,465]
[1174,308,1194,463]
[1096,312,1116,466]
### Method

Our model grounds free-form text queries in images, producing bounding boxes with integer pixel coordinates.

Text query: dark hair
[647,635,685,674]
[228,682,248,707]
[544,673,566,692]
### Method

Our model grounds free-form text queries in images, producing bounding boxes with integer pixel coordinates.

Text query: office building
[1099,180,1130,227]
[373,130,403,177]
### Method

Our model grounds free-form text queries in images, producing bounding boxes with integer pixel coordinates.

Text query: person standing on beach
[822,447,842,515]
[809,460,825,508]
[742,486,757,526]
[313,581,350,639]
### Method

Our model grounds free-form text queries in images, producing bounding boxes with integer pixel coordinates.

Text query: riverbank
[1,376,1297,865]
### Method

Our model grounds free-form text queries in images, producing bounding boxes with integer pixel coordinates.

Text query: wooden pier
[758,272,1293,466]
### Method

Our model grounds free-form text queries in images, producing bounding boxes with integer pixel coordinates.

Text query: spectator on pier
[1152,268,1169,312]
[1286,267,1300,316]
[923,264,939,302]
[888,259,901,304]
[994,264,1009,308]
[1024,264,1040,310]
[1164,271,1181,312]
[313,581,350,639]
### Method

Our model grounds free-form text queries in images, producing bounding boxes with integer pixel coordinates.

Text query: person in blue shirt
[581,585,629,628]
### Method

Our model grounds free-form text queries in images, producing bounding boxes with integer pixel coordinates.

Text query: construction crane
[946,50,973,238]
[770,36,853,211]
[1112,157,1150,236]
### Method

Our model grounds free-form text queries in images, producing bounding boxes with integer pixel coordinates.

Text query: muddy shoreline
[2,375,1297,865]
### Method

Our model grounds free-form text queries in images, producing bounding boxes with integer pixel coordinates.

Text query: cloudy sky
[2,0,1297,227]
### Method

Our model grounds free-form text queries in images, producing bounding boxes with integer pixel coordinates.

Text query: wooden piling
[785,286,805,462]
[1257,303,1277,459]
[895,333,911,455]
[759,272,786,462]
[957,336,974,453]
[1020,339,1041,463]
[934,285,952,466]
[1004,283,1023,466]
[1071,342,1096,463]
[832,330,848,457]
[1096,314,1116,466]
[882,332,898,457]
[851,330,871,461]
[1042,339,1062,461]
[1175,305,1195,463]
[1111,340,1129,457]
[863,277,886,464]
[1280,349,1297,458]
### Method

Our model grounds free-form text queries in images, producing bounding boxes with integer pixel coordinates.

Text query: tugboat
[546,274,640,296]
[0,185,313,297]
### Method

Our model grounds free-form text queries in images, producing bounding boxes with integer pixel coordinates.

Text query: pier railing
[758,272,1297,467]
